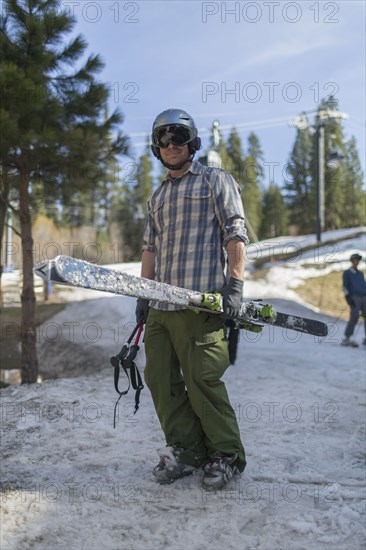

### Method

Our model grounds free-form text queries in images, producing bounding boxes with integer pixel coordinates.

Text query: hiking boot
[202,454,240,491]
[152,446,195,484]
[341,337,359,347]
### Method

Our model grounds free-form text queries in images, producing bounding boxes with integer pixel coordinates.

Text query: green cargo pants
[144,308,246,472]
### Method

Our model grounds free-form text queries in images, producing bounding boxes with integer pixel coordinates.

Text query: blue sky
[69,0,365,185]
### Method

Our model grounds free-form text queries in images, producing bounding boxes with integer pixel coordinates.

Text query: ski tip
[34,258,65,284]
[34,261,50,281]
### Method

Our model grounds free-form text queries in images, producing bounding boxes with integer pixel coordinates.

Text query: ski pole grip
[110,343,129,368]
[110,356,120,369]
[123,345,139,369]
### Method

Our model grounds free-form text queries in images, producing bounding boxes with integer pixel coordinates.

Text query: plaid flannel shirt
[142,160,249,311]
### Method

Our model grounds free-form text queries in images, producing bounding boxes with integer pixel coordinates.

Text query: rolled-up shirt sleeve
[211,169,250,246]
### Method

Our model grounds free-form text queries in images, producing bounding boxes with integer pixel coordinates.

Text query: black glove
[345,295,355,307]
[220,277,244,319]
[135,298,150,323]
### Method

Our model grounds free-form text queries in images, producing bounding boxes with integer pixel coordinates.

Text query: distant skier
[341,253,366,347]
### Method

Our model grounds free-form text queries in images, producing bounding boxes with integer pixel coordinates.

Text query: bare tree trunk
[19,166,38,384]
[0,165,10,306]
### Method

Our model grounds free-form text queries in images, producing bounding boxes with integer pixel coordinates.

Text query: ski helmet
[151,109,201,169]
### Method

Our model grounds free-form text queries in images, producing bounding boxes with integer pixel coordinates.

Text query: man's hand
[345,295,355,307]
[220,277,244,319]
[136,298,150,323]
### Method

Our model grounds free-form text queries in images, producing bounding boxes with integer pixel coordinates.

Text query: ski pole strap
[111,321,144,428]
[129,362,144,414]
[113,365,130,429]
[113,361,144,428]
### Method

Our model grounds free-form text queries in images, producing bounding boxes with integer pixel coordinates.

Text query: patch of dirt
[295,271,350,321]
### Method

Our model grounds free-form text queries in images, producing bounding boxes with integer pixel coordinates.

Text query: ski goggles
[153,125,193,148]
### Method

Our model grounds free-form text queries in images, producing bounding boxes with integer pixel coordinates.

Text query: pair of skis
[34,255,328,337]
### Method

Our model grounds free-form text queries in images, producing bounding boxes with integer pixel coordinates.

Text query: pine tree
[219,141,235,175]
[340,136,366,227]
[284,115,314,233]
[243,134,263,240]
[134,138,154,211]
[286,97,364,234]
[323,125,344,230]
[314,97,346,230]
[109,140,154,261]
[225,128,262,240]
[247,131,264,188]
[259,183,288,239]
[0,0,127,383]
[241,156,262,240]
[131,140,153,256]
[226,127,243,180]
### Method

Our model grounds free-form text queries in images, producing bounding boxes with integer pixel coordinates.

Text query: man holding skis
[136,108,249,490]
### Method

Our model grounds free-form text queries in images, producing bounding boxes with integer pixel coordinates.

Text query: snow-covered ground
[1,229,365,549]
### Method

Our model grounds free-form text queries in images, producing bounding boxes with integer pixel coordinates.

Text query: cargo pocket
[194,317,229,381]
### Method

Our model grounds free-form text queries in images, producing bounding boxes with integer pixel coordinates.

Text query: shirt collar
[162,160,204,183]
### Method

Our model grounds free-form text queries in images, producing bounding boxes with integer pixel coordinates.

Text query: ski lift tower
[289,107,348,242]
[198,120,222,168]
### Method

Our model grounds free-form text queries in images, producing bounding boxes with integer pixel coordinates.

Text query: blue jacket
[343,268,366,296]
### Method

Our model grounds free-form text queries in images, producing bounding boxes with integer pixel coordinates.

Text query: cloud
[210,35,338,81]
